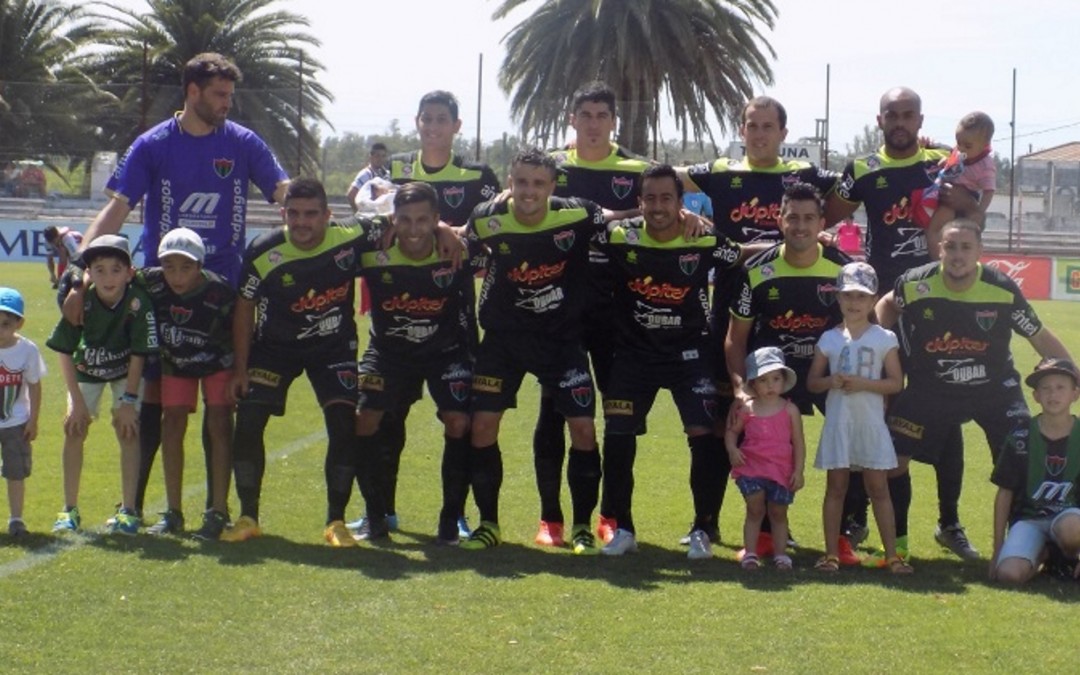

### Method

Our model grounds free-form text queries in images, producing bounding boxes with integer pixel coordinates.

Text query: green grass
[0,261,1077,672]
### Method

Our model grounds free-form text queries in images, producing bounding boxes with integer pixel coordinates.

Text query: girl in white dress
[806,262,912,574]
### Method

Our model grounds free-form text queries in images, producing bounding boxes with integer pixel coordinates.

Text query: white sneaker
[687,529,713,560]
[601,528,638,556]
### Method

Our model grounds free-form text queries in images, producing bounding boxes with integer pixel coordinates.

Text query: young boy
[138,228,235,539]
[990,358,1080,584]
[924,112,996,253]
[0,288,46,537]
[46,235,158,534]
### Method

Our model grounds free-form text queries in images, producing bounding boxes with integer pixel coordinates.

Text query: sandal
[774,554,793,571]
[740,552,761,570]
[887,555,914,575]
[815,555,840,573]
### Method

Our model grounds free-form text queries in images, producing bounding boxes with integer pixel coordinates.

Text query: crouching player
[347,182,476,546]
[138,228,235,539]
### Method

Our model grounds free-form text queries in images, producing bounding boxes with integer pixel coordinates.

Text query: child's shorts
[72,379,143,418]
[735,476,794,505]
[0,425,32,480]
[161,371,231,412]
[997,508,1080,566]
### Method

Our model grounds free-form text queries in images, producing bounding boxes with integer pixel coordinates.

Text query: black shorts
[243,341,358,416]
[888,373,1029,464]
[472,330,595,418]
[358,344,472,414]
[603,349,719,435]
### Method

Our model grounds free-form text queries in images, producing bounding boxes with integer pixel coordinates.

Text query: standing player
[461,149,607,553]
[351,182,477,545]
[677,96,838,549]
[598,165,744,559]
[223,179,376,542]
[534,81,651,546]
[67,52,288,527]
[352,90,501,538]
[825,86,985,559]
[43,226,83,289]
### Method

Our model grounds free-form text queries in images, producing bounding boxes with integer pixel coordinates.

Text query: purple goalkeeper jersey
[106,115,287,284]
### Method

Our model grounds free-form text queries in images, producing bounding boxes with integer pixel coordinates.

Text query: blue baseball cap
[0,287,25,318]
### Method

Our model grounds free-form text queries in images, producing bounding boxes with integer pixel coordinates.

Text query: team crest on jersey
[432,267,455,288]
[1046,454,1068,478]
[975,309,998,331]
[625,229,640,245]
[213,158,234,178]
[129,297,141,312]
[916,281,930,296]
[866,155,881,170]
[817,282,838,306]
[376,251,391,265]
[760,264,775,278]
[553,230,576,252]
[402,164,414,178]
[337,369,357,390]
[781,174,799,188]
[443,186,465,209]
[487,217,501,233]
[269,250,282,264]
[571,386,594,408]
[679,253,700,275]
[611,176,634,200]
[449,380,469,402]
[334,248,355,271]
[170,305,193,325]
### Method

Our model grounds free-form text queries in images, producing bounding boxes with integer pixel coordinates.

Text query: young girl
[806,262,913,574]
[726,346,805,570]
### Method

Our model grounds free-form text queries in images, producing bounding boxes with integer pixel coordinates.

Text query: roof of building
[1019,142,1080,163]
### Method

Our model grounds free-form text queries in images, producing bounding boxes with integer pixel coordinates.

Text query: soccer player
[725,182,850,562]
[223,178,375,542]
[346,142,390,211]
[66,52,289,527]
[353,90,501,538]
[677,95,838,550]
[43,225,83,289]
[535,81,651,546]
[876,218,1071,565]
[598,165,745,559]
[351,182,477,545]
[461,149,607,553]
[825,86,985,559]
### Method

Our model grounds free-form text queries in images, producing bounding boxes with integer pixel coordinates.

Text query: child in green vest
[990,357,1080,584]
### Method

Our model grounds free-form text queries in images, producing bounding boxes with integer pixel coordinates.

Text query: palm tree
[492,0,777,156]
[0,0,104,166]
[84,0,331,175]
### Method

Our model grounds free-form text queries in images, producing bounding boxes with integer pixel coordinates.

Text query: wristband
[119,392,139,405]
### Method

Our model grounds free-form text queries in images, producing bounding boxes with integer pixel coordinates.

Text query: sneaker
[460,522,501,550]
[106,509,141,536]
[387,514,400,532]
[192,510,229,541]
[863,535,909,569]
[935,524,980,560]
[324,520,359,547]
[147,509,185,536]
[104,503,142,530]
[571,525,599,555]
[837,536,862,566]
[843,520,870,547]
[221,515,262,542]
[687,529,714,560]
[354,515,390,542]
[534,520,565,547]
[52,507,80,533]
[597,516,617,544]
[347,513,401,535]
[8,519,28,537]
[457,516,472,539]
[680,525,720,547]
[600,528,638,556]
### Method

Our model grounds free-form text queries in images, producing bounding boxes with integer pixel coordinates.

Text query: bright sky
[105,0,1080,159]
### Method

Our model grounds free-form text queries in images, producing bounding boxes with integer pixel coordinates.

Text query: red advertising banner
[980,254,1052,300]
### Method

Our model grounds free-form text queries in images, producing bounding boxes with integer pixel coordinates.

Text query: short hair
[742,96,787,129]
[942,218,983,242]
[511,147,558,178]
[370,142,388,153]
[417,90,459,121]
[43,225,59,242]
[780,182,824,215]
[639,164,683,199]
[572,81,617,116]
[182,53,242,93]
[393,182,439,213]
[958,111,995,140]
[284,177,328,210]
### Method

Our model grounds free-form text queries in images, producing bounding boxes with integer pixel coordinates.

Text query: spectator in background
[347,142,390,212]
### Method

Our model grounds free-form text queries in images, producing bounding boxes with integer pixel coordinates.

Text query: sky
[103,0,1080,159]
